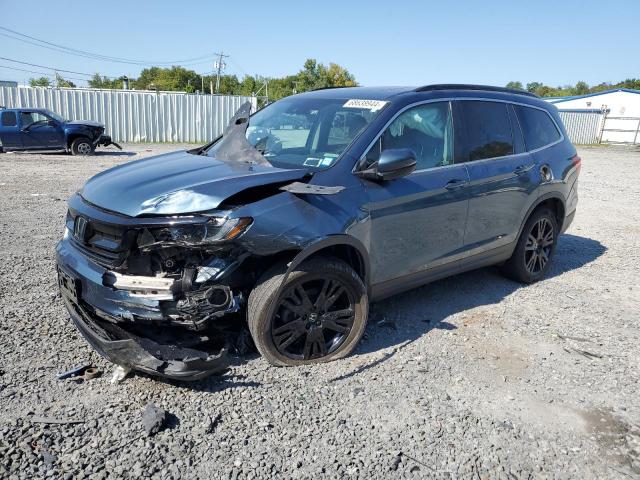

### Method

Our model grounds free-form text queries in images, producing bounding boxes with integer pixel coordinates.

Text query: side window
[456,101,514,161]
[1,111,17,127]
[20,112,49,128]
[515,105,561,151]
[20,112,35,128]
[365,102,453,170]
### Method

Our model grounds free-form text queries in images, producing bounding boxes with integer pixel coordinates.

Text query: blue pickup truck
[0,107,120,155]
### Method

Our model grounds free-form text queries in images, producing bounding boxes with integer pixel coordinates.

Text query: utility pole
[214,51,229,94]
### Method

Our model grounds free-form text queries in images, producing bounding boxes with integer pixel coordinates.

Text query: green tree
[618,78,640,90]
[572,81,589,95]
[54,73,75,88]
[85,59,358,101]
[29,76,51,87]
[526,82,543,94]
[506,81,523,90]
[89,73,123,89]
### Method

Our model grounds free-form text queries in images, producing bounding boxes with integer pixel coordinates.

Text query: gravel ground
[0,144,639,479]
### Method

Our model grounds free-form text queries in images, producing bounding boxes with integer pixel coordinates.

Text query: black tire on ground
[247,257,369,367]
[70,137,94,156]
[501,207,558,283]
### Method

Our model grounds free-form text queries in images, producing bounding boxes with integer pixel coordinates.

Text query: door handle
[444,179,468,190]
[514,163,535,175]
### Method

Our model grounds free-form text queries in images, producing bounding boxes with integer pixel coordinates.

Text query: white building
[546,88,640,143]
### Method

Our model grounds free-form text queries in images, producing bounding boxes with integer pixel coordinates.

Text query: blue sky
[1,0,638,88]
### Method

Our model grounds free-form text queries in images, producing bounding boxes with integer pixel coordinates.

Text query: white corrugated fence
[557,110,604,145]
[0,86,257,143]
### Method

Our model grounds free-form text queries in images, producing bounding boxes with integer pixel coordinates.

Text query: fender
[282,234,371,290]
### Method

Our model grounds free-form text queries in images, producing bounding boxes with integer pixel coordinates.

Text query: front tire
[247,257,369,366]
[501,207,558,283]
[70,137,94,156]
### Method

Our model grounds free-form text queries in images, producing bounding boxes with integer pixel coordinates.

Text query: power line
[0,56,116,78]
[0,25,218,66]
[0,64,89,82]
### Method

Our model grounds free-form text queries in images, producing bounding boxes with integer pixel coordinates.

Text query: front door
[360,101,470,286]
[19,111,65,149]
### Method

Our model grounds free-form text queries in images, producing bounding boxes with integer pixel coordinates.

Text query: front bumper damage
[55,200,251,380]
[96,134,122,150]
[63,297,228,380]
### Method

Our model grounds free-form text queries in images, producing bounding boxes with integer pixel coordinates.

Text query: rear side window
[455,101,514,161]
[515,105,561,151]
[1,111,17,127]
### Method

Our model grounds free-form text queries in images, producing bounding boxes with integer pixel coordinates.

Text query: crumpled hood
[66,120,104,128]
[80,150,308,217]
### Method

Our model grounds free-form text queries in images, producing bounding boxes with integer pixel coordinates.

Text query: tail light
[571,154,581,173]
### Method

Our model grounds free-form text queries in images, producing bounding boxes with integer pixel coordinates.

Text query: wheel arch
[282,235,370,291]
[67,133,92,150]
[518,193,566,240]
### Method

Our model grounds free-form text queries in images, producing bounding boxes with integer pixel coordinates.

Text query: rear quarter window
[515,105,561,151]
[1,111,17,127]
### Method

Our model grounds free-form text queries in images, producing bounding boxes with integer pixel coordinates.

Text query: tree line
[29,59,356,102]
[505,79,640,97]
[30,65,639,101]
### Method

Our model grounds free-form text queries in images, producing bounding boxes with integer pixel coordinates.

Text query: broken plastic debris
[110,365,131,384]
[56,363,92,380]
[83,367,101,380]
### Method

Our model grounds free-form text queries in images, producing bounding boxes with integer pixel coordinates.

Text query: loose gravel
[0,144,639,479]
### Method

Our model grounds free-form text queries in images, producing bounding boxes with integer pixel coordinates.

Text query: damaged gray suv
[56,85,580,380]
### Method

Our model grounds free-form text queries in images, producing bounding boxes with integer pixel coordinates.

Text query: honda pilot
[56,84,580,380]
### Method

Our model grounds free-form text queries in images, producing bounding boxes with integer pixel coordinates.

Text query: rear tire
[501,207,558,283]
[247,257,368,366]
[70,137,94,156]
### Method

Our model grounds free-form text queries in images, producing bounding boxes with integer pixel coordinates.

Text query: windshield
[206,96,386,169]
[46,110,65,122]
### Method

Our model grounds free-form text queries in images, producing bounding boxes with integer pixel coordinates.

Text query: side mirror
[358,148,417,181]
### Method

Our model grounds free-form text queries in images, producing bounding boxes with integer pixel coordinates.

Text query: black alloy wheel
[272,277,356,360]
[248,257,368,366]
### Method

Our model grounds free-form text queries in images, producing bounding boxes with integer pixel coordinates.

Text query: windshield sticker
[343,99,388,112]
[304,157,322,167]
[321,157,335,167]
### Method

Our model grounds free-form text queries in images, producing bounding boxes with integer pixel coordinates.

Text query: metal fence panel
[557,110,604,145]
[0,86,257,143]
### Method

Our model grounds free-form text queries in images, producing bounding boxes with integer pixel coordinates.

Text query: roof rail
[311,85,360,91]
[414,84,539,98]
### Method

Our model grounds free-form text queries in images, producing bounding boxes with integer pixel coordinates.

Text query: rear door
[19,111,65,149]
[454,100,538,257]
[361,101,470,285]
[0,110,22,149]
